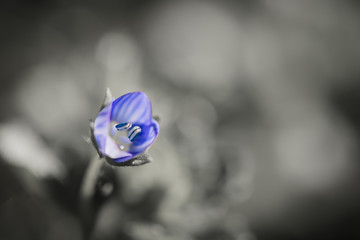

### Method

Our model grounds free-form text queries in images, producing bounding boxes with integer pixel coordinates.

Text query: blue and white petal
[94,100,132,160]
[128,119,159,155]
[111,92,152,125]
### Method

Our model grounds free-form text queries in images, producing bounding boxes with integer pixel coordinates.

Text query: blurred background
[1,0,360,239]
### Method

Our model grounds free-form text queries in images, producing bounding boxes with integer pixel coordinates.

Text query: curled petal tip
[105,87,112,101]
[100,88,113,110]
[89,120,95,129]
[153,115,160,123]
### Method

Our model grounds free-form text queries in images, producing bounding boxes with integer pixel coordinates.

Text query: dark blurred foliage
[1,0,360,240]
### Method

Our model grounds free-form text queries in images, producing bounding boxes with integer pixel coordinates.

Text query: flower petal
[112,153,134,163]
[128,119,159,155]
[111,92,152,125]
[94,101,132,160]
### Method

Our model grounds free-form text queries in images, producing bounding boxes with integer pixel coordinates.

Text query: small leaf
[99,87,113,111]
[153,115,160,123]
[105,153,153,167]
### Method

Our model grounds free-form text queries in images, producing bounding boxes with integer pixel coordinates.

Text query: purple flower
[91,91,159,165]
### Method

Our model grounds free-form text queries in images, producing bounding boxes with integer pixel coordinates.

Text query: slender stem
[79,155,104,240]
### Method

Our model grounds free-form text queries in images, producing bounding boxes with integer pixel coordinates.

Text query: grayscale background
[1,1,360,240]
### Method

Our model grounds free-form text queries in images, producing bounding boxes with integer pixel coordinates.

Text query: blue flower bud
[92,91,159,164]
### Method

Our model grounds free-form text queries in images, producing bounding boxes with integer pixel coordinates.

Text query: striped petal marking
[128,126,142,142]
[115,122,132,131]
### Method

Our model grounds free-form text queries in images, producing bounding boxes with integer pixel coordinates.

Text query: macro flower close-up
[2,1,360,240]
[92,91,159,165]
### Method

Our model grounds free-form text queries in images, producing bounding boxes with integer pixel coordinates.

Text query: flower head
[91,90,159,166]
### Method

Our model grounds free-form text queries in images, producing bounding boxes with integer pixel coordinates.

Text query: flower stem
[79,155,104,240]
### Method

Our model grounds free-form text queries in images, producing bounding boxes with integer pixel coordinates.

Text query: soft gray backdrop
[1,1,360,239]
